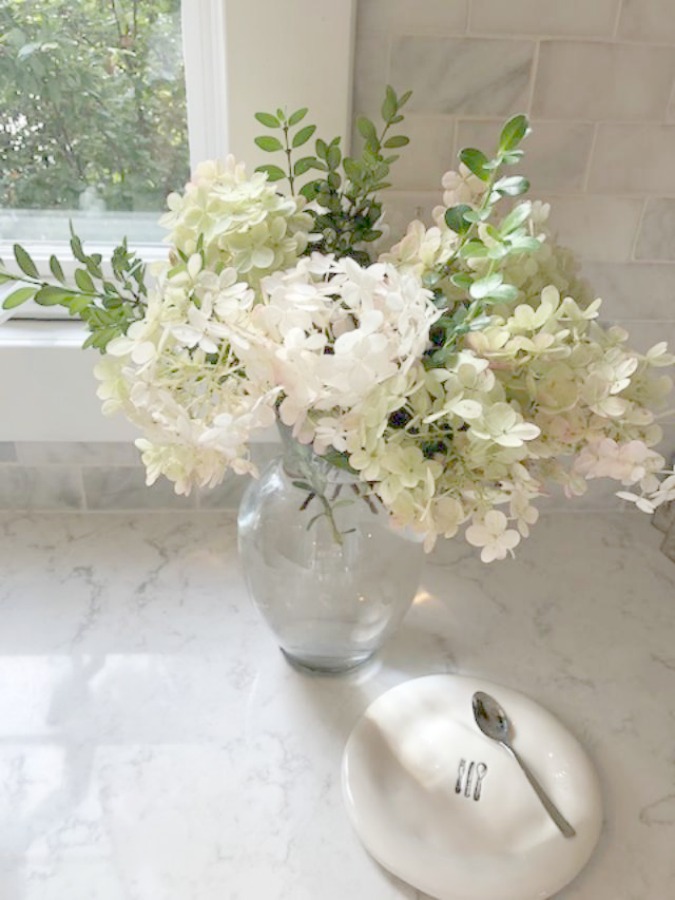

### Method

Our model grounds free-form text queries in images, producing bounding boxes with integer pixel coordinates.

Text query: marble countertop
[0,509,674,899]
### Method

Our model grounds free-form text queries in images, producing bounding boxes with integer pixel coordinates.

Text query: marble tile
[582,262,675,320]
[352,33,390,122]
[0,466,83,509]
[0,442,16,462]
[196,474,246,510]
[662,428,675,467]
[196,440,281,510]
[0,510,674,897]
[532,42,675,121]
[357,0,468,36]
[617,0,675,43]
[537,477,629,512]
[383,115,456,190]
[545,195,643,262]
[635,199,675,261]
[390,36,534,116]
[15,441,140,466]
[470,0,619,37]
[614,319,675,354]
[376,190,445,245]
[658,422,675,462]
[82,467,196,511]
[588,124,675,194]
[456,119,593,191]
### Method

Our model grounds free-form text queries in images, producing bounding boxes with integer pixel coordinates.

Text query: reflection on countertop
[0,510,673,899]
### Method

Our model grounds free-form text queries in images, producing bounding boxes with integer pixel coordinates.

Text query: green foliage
[254,85,413,264]
[0,0,189,212]
[0,228,148,351]
[425,114,540,368]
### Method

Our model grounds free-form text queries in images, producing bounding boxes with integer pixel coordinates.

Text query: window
[0,0,231,319]
[0,0,189,245]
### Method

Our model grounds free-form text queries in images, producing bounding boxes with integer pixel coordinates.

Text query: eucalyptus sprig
[254,85,412,264]
[424,114,543,368]
[0,228,148,351]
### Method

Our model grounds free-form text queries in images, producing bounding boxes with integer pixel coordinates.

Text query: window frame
[0,0,356,441]
[0,0,228,320]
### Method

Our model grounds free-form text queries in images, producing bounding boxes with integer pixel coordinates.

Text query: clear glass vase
[237,426,425,673]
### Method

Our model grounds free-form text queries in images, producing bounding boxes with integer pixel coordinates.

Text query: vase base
[280,647,374,675]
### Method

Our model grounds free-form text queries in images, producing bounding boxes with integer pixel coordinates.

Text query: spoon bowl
[472,690,576,839]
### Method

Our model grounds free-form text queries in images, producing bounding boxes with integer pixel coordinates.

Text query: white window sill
[0,320,140,441]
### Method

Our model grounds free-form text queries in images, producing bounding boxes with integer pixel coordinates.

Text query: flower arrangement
[2,87,674,560]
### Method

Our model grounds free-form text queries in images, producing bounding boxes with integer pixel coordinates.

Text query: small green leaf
[343,157,360,181]
[34,285,71,306]
[326,144,341,170]
[256,163,286,181]
[69,295,93,314]
[13,244,38,278]
[49,255,65,283]
[459,241,490,259]
[506,234,542,252]
[499,114,530,153]
[255,135,283,152]
[292,125,316,148]
[293,156,317,176]
[254,112,280,128]
[462,208,491,224]
[327,171,342,190]
[398,89,412,108]
[299,181,321,201]
[499,201,532,235]
[459,147,490,182]
[69,227,88,264]
[316,138,328,159]
[490,284,519,301]
[0,272,14,284]
[357,116,378,145]
[2,286,36,309]
[382,85,397,122]
[383,135,410,149]
[493,175,530,197]
[444,204,472,235]
[292,480,313,492]
[74,269,95,293]
[287,107,308,126]
[450,273,473,290]
[469,273,504,300]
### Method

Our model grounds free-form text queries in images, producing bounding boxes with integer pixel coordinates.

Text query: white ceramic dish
[342,675,602,900]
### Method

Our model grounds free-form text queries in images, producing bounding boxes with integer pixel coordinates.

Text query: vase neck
[276,421,355,487]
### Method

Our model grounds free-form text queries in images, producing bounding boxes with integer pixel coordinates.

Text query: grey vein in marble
[390,37,534,116]
[0,511,673,898]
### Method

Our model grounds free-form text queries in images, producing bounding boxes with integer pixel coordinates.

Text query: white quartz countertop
[0,510,674,899]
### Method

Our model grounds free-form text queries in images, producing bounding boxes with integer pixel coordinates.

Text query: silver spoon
[472,691,576,838]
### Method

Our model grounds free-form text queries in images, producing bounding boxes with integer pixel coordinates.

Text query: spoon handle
[504,743,576,838]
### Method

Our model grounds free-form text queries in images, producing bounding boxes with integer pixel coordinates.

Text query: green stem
[283,124,295,196]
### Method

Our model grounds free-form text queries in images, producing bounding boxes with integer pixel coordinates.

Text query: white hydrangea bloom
[160,156,313,287]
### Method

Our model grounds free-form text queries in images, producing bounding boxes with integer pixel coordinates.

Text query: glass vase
[237,426,425,673]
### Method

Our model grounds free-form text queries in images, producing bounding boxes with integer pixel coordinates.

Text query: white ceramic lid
[342,675,602,900]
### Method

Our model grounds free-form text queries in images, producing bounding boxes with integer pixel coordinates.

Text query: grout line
[581,122,600,193]
[629,196,650,262]
[465,0,474,35]
[612,0,624,39]
[524,38,540,115]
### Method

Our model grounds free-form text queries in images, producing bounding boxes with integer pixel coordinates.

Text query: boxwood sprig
[254,85,412,264]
